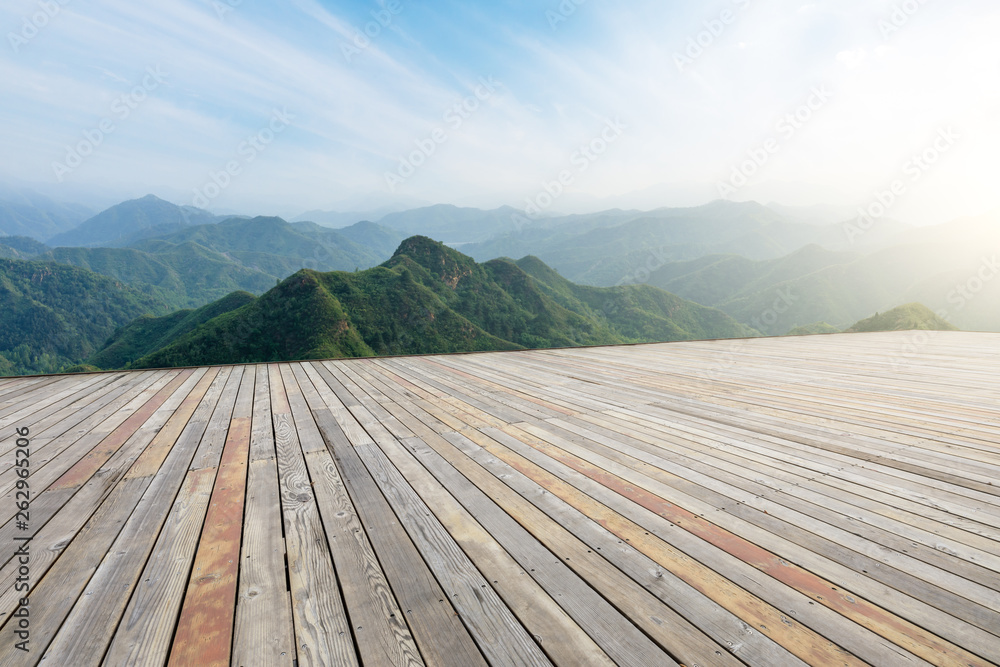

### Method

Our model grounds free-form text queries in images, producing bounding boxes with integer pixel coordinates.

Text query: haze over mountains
[0,189,996,375]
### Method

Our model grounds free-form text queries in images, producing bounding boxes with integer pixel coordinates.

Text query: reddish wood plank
[167,414,252,667]
[48,370,193,491]
[503,424,992,667]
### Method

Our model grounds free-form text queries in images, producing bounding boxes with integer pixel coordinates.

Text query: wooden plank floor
[0,331,998,666]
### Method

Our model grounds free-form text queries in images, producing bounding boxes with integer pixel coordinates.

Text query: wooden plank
[561,412,1000,639]
[50,370,194,491]
[0,371,154,480]
[321,362,679,666]
[0,369,210,661]
[39,367,223,665]
[508,420,997,666]
[291,363,488,667]
[0,376,63,414]
[166,368,255,667]
[270,365,360,667]
[102,367,243,667]
[591,402,1000,556]
[0,370,208,628]
[0,477,150,666]
[338,362,675,666]
[354,440,554,667]
[580,408,1000,589]
[232,365,296,667]
[0,373,111,436]
[281,364,421,666]
[347,360,866,667]
[625,398,1000,530]
[444,428,866,667]
[477,423,945,667]
[0,371,168,514]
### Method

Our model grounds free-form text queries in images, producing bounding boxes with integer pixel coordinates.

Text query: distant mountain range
[461,200,911,285]
[0,196,407,310]
[2,190,997,376]
[641,213,1000,334]
[0,187,94,240]
[83,237,755,370]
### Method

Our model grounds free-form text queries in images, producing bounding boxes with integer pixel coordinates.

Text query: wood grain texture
[167,370,255,667]
[232,365,296,667]
[293,362,487,667]
[271,364,360,667]
[40,368,221,665]
[0,331,995,666]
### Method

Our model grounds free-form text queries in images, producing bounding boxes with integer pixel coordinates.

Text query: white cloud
[0,0,997,224]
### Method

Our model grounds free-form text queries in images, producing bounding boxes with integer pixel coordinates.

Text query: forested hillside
[90,237,754,370]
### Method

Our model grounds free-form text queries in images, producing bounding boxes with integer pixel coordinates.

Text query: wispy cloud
[0,0,997,223]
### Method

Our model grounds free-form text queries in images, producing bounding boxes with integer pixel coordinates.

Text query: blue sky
[1,0,998,223]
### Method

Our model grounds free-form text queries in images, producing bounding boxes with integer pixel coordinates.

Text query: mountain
[0,258,165,376]
[629,211,1000,335]
[766,202,868,226]
[0,236,49,259]
[376,204,526,244]
[0,188,93,241]
[646,244,860,307]
[845,303,958,333]
[42,242,277,308]
[513,255,756,342]
[7,212,404,317]
[462,200,889,286]
[47,194,218,247]
[331,220,408,258]
[293,207,401,228]
[90,237,752,370]
[787,322,840,335]
[133,216,403,275]
[87,290,257,370]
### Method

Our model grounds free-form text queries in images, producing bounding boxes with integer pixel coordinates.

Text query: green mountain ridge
[86,290,258,369]
[129,215,404,276]
[43,243,277,309]
[91,237,753,370]
[0,236,49,259]
[787,322,841,335]
[0,257,166,375]
[845,303,958,333]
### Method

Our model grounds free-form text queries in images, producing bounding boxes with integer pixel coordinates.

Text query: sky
[1,0,998,224]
